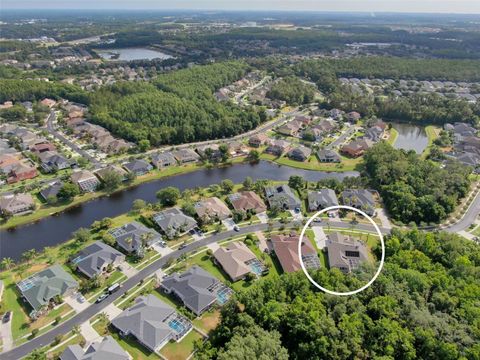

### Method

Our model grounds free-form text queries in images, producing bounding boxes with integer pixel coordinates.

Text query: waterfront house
[72,241,125,279]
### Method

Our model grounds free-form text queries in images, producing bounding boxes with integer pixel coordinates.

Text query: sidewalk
[80,321,101,344]
[0,317,13,352]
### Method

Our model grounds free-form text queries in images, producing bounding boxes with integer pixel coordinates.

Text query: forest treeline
[267,76,316,105]
[363,142,471,225]
[88,61,266,145]
[195,229,480,360]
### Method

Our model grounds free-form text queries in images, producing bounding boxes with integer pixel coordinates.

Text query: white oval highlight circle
[298,205,385,296]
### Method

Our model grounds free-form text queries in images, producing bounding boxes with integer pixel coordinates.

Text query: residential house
[152,208,198,239]
[248,133,269,147]
[17,265,78,316]
[264,139,291,156]
[341,139,374,158]
[30,142,56,154]
[316,149,341,163]
[71,241,125,279]
[308,189,339,212]
[151,152,177,169]
[40,181,63,201]
[194,197,232,222]
[196,144,222,161]
[71,170,100,192]
[111,295,192,352]
[341,189,376,216]
[213,242,265,282]
[109,221,162,255]
[329,108,344,120]
[346,111,361,123]
[0,153,22,174]
[7,161,37,183]
[294,115,312,126]
[228,141,249,157]
[94,165,128,182]
[172,148,200,164]
[39,151,70,172]
[60,336,130,360]
[288,145,312,162]
[0,193,35,215]
[40,98,56,108]
[265,184,301,210]
[227,191,267,214]
[276,120,303,137]
[326,232,369,273]
[161,265,232,316]
[270,233,320,273]
[123,159,152,176]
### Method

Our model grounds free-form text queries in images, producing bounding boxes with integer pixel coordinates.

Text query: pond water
[0,161,359,260]
[391,122,428,154]
[96,48,174,61]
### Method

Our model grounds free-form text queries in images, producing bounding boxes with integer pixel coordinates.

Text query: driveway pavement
[102,304,122,320]
[152,244,173,257]
[0,316,13,352]
[118,261,139,278]
[312,227,327,249]
[222,218,236,231]
[376,208,392,230]
[64,294,90,313]
[257,212,269,224]
[79,321,101,344]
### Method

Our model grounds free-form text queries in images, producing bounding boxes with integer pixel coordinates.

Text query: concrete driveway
[80,321,101,344]
[103,304,122,320]
[312,227,327,249]
[118,261,139,278]
[222,218,236,231]
[257,212,269,224]
[0,315,13,352]
[64,293,90,313]
[152,244,173,257]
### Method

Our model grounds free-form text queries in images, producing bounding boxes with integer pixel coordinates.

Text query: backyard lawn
[160,329,204,360]
[192,310,221,335]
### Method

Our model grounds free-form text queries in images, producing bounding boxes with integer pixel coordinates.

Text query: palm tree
[22,249,37,264]
[1,257,14,270]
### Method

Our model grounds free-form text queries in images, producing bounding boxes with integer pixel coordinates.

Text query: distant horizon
[2,0,480,15]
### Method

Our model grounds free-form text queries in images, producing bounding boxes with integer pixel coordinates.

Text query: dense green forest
[195,229,480,360]
[0,79,88,104]
[267,76,316,105]
[363,142,471,225]
[89,61,265,145]
[321,57,480,82]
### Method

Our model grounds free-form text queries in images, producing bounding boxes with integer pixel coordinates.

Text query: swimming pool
[168,319,186,333]
[248,260,264,275]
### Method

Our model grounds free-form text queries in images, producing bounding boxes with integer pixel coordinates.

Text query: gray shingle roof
[152,208,197,238]
[265,185,301,210]
[109,221,162,254]
[17,265,78,311]
[72,241,124,279]
[60,336,129,360]
[111,295,190,352]
[308,189,339,211]
[341,189,375,216]
[161,266,218,315]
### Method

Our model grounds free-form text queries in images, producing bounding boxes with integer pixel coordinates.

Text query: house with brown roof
[7,161,38,183]
[341,139,374,158]
[228,141,249,157]
[94,165,128,182]
[227,191,267,214]
[249,133,269,147]
[326,232,369,273]
[346,111,361,123]
[40,98,56,108]
[213,242,265,282]
[194,197,232,222]
[71,170,100,192]
[30,142,56,154]
[0,193,35,215]
[276,120,303,137]
[265,140,291,156]
[270,233,320,273]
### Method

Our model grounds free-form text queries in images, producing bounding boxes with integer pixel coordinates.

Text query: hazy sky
[3,0,480,14]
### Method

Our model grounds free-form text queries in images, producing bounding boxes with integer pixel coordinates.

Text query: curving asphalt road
[444,190,480,234]
[0,219,389,360]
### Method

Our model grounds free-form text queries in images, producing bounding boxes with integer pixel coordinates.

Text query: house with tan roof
[7,161,38,184]
[194,197,232,222]
[71,169,100,192]
[213,242,265,281]
[248,133,269,147]
[326,232,369,273]
[0,193,35,216]
[270,233,320,273]
[227,191,267,214]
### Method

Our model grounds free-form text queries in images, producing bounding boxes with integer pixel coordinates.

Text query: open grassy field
[260,153,361,172]
[160,329,203,360]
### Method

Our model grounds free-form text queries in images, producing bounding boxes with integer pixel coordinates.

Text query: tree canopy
[196,229,480,360]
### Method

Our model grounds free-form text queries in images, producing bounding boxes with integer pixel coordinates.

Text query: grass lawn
[160,329,203,360]
[387,128,399,146]
[192,310,221,335]
[47,333,85,359]
[111,332,160,360]
[471,226,480,237]
[83,271,126,300]
[260,153,361,172]
[422,125,441,159]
